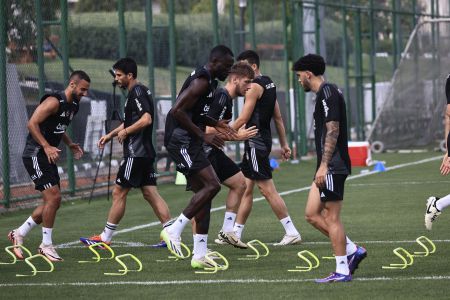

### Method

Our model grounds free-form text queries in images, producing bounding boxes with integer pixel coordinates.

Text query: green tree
[6,1,59,48]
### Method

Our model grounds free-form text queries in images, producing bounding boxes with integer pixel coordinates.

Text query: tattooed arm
[314,121,339,188]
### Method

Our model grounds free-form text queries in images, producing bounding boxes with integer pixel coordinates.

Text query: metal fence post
[0,1,10,207]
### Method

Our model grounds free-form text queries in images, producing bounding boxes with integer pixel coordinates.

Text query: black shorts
[318,174,347,202]
[166,140,210,178]
[23,156,60,191]
[208,149,240,183]
[240,146,272,180]
[116,157,157,188]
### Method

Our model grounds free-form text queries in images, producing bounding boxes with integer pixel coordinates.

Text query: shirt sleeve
[207,90,229,121]
[323,85,341,122]
[133,87,153,118]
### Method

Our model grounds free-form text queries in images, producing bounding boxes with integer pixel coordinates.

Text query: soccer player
[222,50,302,246]
[161,45,236,266]
[8,70,91,261]
[80,58,172,247]
[425,74,450,229]
[293,54,366,283]
[200,62,257,251]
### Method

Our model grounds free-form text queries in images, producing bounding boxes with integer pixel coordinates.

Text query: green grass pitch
[1,151,450,299]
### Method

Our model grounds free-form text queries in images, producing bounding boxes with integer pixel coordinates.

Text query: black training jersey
[164,66,217,146]
[245,75,277,151]
[23,92,79,158]
[313,83,351,175]
[446,74,450,104]
[123,83,155,158]
[203,87,233,154]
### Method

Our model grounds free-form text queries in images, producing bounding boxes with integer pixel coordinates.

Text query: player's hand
[215,119,238,141]
[237,125,258,141]
[97,134,111,149]
[43,145,61,164]
[280,144,291,161]
[440,153,450,176]
[314,165,328,189]
[203,133,225,148]
[69,143,84,160]
[117,129,128,144]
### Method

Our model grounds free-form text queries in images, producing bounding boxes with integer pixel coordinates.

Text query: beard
[71,92,80,102]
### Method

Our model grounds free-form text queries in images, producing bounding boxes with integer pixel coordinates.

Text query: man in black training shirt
[8,70,90,262]
[80,58,172,247]
[424,74,450,229]
[293,54,366,283]
[200,62,257,250]
[161,45,236,266]
[229,50,301,246]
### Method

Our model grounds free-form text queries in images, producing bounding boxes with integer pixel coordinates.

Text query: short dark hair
[237,50,260,68]
[113,57,138,79]
[209,45,234,61]
[292,54,326,76]
[69,70,91,83]
[229,62,255,79]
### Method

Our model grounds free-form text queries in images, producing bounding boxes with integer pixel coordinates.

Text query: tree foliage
[6,0,60,48]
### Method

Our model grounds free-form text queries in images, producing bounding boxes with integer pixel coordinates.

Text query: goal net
[368,18,450,150]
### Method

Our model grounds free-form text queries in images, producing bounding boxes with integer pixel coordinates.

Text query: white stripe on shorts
[32,156,43,178]
[181,148,192,167]
[125,158,133,180]
[326,174,334,192]
[250,147,259,172]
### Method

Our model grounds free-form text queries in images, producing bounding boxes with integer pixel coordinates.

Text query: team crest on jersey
[203,104,210,112]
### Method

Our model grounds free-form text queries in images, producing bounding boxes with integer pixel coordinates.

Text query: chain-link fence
[2,0,450,208]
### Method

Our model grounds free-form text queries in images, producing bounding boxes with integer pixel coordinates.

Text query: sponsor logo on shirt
[322,99,329,117]
[54,123,67,134]
[135,98,142,111]
[265,83,275,89]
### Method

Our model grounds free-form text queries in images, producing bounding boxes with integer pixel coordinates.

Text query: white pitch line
[2,276,450,287]
[58,239,450,249]
[57,155,442,248]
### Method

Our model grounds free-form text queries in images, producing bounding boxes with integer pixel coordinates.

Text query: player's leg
[37,185,64,261]
[425,194,450,230]
[305,182,329,235]
[234,177,255,239]
[142,185,171,225]
[255,179,301,245]
[162,165,220,258]
[215,172,248,248]
[80,158,136,246]
[140,159,172,226]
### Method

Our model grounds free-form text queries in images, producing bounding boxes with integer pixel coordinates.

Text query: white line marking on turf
[58,239,450,249]
[3,276,450,287]
[57,155,442,248]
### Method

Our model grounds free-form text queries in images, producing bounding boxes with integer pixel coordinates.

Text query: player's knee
[206,180,221,197]
[47,195,61,209]
[305,213,319,225]
[258,185,272,199]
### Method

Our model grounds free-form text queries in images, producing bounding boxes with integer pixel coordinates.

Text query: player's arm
[206,125,257,141]
[27,97,61,164]
[172,77,224,148]
[98,123,124,149]
[232,83,263,130]
[273,100,291,160]
[315,89,341,189]
[315,121,339,188]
